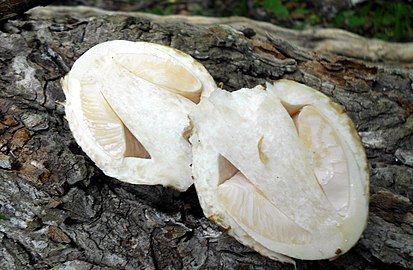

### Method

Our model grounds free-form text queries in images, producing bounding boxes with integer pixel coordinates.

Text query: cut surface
[293,106,349,213]
[218,170,312,245]
[63,40,217,191]
[80,77,150,159]
[114,53,202,103]
[191,81,369,261]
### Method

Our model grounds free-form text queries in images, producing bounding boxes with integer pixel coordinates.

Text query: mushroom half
[62,40,216,191]
[190,79,369,261]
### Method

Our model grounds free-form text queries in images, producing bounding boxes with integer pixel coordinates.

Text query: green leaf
[335,10,354,26]
[147,7,164,15]
[307,14,321,24]
[348,16,366,27]
[275,5,290,18]
[263,0,290,18]
[382,14,394,26]
[263,0,278,10]
[234,0,249,17]
[295,7,310,16]
[342,10,355,18]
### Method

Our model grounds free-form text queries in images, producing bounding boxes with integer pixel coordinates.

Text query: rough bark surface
[0,0,55,21]
[0,6,412,270]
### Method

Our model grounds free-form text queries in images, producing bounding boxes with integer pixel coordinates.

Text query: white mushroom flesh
[190,80,369,261]
[62,40,217,191]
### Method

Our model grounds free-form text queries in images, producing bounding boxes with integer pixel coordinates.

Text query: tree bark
[0,0,55,21]
[0,6,412,270]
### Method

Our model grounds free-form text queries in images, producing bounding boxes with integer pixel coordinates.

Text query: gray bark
[0,6,412,270]
[0,0,55,21]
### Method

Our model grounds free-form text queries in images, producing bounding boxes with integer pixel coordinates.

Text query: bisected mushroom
[62,40,216,191]
[190,80,369,262]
